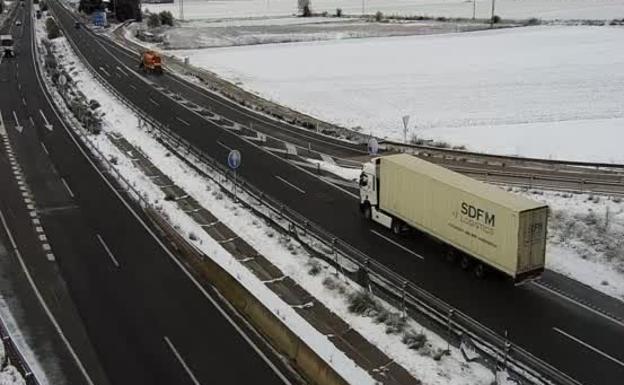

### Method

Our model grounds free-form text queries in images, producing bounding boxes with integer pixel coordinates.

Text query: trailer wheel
[474,264,487,279]
[391,219,402,235]
[460,255,471,270]
[445,249,457,263]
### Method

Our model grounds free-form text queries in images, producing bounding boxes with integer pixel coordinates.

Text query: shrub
[146,13,161,28]
[403,330,427,350]
[335,8,342,17]
[302,4,311,17]
[375,11,383,22]
[348,290,378,316]
[45,17,60,39]
[526,17,540,26]
[40,1,49,11]
[491,15,501,24]
[159,10,174,26]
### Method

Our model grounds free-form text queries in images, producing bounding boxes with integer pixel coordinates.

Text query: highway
[44,1,624,383]
[0,2,299,384]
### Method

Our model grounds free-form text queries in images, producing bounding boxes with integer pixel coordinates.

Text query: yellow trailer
[359,154,547,283]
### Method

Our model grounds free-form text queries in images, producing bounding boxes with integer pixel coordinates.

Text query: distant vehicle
[74,21,80,29]
[359,154,548,283]
[139,50,163,74]
[36,10,42,19]
[1,35,15,57]
[15,20,22,26]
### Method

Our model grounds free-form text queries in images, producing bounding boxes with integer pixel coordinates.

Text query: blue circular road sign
[227,149,241,170]
[367,138,379,156]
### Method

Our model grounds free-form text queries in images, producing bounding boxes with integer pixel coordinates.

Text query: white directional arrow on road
[12,111,23,133]
[39,109,53,131]
[0,110,6,136]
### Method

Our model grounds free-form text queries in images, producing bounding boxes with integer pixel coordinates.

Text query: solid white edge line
[163,336,201,385]
[552,327,624,368]
[371,229,425,260]
[533,282,624,328]
[60,177,75,198]
[0,208,94,385]
[40,7,293,384]
[149,98,159,106]
[275,175,305,194]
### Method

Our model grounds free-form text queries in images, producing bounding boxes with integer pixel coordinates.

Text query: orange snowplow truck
[139,50,163,74]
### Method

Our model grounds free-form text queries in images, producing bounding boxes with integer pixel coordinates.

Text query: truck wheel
[474,263,487,279]
[460,255,471,270]
[391,219,402,235]
[445,249,457,263]
[362,204,372,220]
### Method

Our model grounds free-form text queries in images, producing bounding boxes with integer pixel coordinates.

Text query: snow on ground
[144,0,624,21]
[513,188,624,301]
[0,298,41,385]
[177,25,624,163]
[41,19,499,384]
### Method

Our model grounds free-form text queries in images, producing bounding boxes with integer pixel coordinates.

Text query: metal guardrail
[50,6,582,385]
[0,316,38,385]
[382,140,624,171]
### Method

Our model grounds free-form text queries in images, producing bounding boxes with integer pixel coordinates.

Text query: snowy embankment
[144,0,624,21]
[178,25,624,163]
[38,16,503,385]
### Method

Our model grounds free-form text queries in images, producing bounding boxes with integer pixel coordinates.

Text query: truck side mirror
[359,173,368,187]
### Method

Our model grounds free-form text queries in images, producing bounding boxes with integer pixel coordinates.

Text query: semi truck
[1,35,14,57]
[359,154,548,283]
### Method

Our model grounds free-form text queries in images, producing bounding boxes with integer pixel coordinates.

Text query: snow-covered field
[178,26,624,163]
[144,0,624,20]
[516,189,624,301]
[40,17,503,384]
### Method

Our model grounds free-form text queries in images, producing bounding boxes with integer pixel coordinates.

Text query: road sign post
[402,115,410,145]
[367,138,379,156]
[227,149,241,200]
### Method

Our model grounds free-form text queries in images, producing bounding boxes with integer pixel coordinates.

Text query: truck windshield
[1,39,13,46]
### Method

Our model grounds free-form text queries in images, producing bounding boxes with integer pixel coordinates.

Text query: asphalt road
[44,1,624,383]
[1,3,297,384]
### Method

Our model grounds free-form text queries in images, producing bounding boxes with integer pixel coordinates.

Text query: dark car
[74,21,80,29]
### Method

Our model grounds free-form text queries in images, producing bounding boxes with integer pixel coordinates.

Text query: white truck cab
[1,35,15,57]
[359,158,394,230]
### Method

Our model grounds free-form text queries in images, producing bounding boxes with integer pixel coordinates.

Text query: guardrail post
[401,281,408,319]
[503,329,510,372]
[446,309,455,353]
[331,237,339,277]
